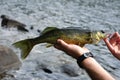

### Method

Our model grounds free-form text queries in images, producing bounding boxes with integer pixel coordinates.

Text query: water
[0,0,120,80]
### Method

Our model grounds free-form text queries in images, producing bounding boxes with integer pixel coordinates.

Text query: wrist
[76,52,94,68]
[75,51,90,59]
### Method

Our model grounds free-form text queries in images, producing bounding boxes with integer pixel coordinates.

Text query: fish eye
[100,30,105,33]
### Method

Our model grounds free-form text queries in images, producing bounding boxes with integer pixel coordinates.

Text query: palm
[54,39,89,59]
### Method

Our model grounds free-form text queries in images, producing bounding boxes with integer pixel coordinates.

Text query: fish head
[97,31,106,39]
[91,30,107,43]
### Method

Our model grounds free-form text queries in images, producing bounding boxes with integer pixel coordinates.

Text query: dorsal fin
[41,27,58,35]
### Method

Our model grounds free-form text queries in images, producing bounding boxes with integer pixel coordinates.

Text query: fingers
[114,32,120,37]
[57,39,68,47]
[104,32,120,45]
[54,39,90,59]
[109,32,120,43]
[111,32,120,39]
[104,32,120,39]
[104,38,115,54]
[54,39,68,51]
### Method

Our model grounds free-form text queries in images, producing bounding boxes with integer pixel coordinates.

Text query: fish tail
[13,39,35,59]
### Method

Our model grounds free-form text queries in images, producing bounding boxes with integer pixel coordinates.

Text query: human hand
[54,39,90,59]
[104,32,120,60]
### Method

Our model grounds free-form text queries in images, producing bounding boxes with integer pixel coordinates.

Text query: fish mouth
[100,30,111,34]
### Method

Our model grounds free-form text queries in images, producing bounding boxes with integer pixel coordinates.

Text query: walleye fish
[13,27,106,59]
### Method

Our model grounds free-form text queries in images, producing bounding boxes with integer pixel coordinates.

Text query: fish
[1,14,29,32]
[13,27,106,59]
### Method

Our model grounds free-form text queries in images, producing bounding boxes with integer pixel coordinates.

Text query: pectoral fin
[78,43,85,47]
[46,43,53,48]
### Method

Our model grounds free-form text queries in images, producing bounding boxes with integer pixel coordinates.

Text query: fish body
[13,27,106,59]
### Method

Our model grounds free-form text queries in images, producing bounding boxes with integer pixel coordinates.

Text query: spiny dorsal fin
[41,27,58,35]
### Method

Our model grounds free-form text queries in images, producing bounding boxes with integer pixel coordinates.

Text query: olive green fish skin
[33,29,62,44]
[13,27,106,59]
[31,28,105,46]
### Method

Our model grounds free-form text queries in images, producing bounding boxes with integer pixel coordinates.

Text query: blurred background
[0,0,120,80]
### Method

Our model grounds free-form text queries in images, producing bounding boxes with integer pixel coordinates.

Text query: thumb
[54,39,68,50]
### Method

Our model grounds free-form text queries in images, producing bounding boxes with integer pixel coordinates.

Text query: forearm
[78,57,115,80]
[54,39,115,80]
